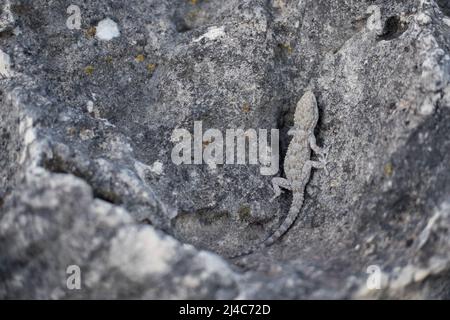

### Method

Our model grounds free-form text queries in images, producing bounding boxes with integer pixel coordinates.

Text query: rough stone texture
[1,0,450,299]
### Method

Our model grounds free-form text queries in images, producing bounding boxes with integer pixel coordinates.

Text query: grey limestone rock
[1,0,450,299]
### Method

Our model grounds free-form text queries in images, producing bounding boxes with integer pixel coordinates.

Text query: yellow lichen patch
[188,0,198,5]
[84,65,95,75]
[105,56,113,64]
[135,54,145,62]
[80,129,95,141]
[279,43,293,55]
[147,63,157,73]
[384,163,394,177]
[66,127,77,136]
[238,205,252,222]
[85,26,96,38]
[187,10,200,20]
[242,102,251,113]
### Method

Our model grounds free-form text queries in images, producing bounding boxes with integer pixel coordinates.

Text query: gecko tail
[229,193,304,259]
[259,192,304,252]
[228,248,253,259]
[229,240,271,259]
[259,192,304,248]
[229,193,303,259]
[228,243,261,259]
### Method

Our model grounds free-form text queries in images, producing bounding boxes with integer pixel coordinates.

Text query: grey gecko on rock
[231,91,329,258]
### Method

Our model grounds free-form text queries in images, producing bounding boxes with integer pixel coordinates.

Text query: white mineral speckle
[134,160,164,180]
[96,18,120,41]
[0,49,13,77]
[149,161,164,175]
[193,26,225,43]
[416,13,431,26]
[86,100,94,113]
[444,17,450,28]
[419,94,439,116]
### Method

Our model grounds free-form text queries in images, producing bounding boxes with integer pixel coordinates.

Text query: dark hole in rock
[0,29,14,39]
[378,16,408,41]
[140,218,153,225]
[92,190,123,205]
[173,16,192,33]
[405,238,414,248]
[42,157,123,205]
[437,0,450,16]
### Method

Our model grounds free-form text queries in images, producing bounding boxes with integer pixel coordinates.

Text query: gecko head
[294,90,319,130]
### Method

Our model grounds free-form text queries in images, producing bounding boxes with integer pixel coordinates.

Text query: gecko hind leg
[270,177,291,202]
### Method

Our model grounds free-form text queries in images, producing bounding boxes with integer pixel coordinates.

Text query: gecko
[231,91,329,258]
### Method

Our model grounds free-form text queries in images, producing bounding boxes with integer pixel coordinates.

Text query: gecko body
[231,91,328,258]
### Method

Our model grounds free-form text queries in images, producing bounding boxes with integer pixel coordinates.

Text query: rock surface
[1,0,450,299]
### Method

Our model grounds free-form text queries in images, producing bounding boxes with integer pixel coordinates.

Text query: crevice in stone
[174,18,193,33]
[0,29,14,39]
[139,218,153,225]
[437,0,450,17]
[41,157,123,206]
[377,15,408,41]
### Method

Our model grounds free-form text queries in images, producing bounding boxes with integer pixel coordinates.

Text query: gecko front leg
[270,177,291,202]
[309,134,329,157]
[309,134,330,175]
